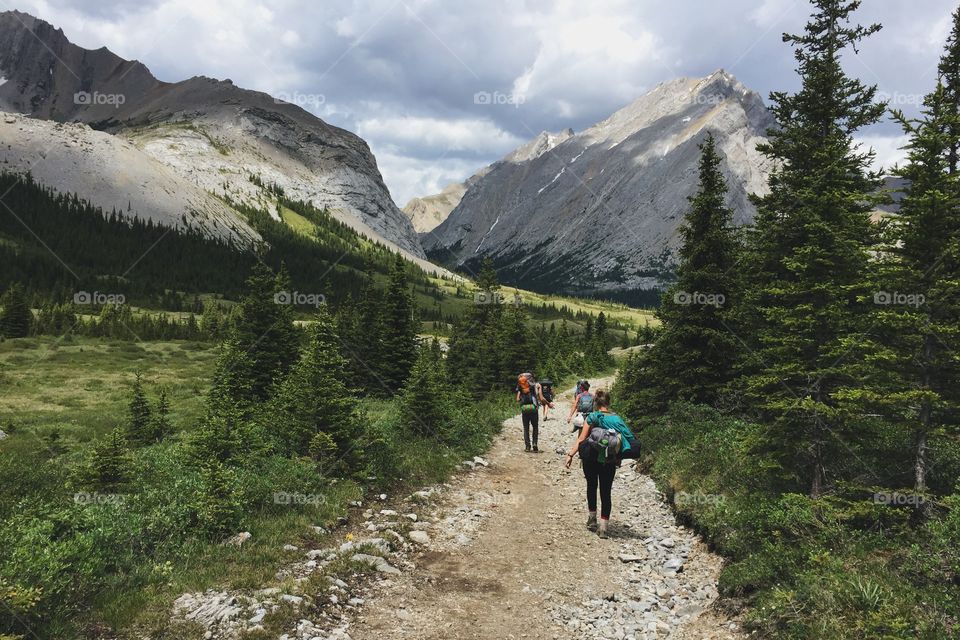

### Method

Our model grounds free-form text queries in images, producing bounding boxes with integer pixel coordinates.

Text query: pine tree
[939,6,960,175]
[92,428,131,490]
[497,299,536,384]
[876,73,960,497]
[271,307,365,475]
[634,134,740,410]
[399,340,453,440]
[0,283,31,338]
[152,388,173,442]
[231,261,299,400]
[736,0,885,497]
[191,461,242,540]
[379,255,417,394]
[126,373,153,446]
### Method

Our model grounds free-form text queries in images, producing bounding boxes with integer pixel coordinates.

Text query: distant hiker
[565,389,638,539]
[516,372,543,452]
[567,380,594,433]
[540,379,555,421]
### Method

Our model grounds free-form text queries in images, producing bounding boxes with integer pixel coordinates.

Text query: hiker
[567,380,594,433]
[516,372,543,452]
[564,389,638,538]
[540,379,555,421]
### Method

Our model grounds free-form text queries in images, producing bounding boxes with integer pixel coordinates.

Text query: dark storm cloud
[13,0,958,203]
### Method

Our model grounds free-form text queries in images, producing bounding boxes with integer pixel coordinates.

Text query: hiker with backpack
[540,379,555,421]
[516,372,544,452]
[564,389,638,539]
[567,380,595,433]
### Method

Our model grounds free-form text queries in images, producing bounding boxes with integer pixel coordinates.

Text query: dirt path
[344,378,743,640]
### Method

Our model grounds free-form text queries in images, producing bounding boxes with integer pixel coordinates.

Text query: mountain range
[0,10,784,300]
[0,10,426,261]
[420,71,775,301]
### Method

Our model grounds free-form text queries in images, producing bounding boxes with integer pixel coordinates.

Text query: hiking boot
[598,519,609,539]
[532,445,539,453]
[525,445,531,452]
[586,513,598,531]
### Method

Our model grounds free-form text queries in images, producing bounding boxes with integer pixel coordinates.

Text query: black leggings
[521,411,539,448]
[582,457,616,518]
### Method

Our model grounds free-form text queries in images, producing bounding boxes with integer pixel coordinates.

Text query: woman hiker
[564,389,637,538]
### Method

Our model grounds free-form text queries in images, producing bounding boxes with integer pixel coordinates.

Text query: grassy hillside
[0,170,655,344]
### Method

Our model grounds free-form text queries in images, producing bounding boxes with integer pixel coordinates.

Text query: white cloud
[357,116,523,155]
[856,134,910,174]
[10,0,960,202]
[372,150,482,207]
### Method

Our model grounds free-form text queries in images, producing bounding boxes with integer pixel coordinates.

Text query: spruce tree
[737,0,885,497]
[876,77,960,497]
[0,283,31,338]
[232,261,299,400]
[92,428,131,490]
[126,373,153,446]
[271,307,365,475]
[497,299,536,384]
[153,388,172,442]
[448,257,505,394]
[399,340,453,440]
[640,134,740,410]
[379,255,417,394]
[939,5,960,175]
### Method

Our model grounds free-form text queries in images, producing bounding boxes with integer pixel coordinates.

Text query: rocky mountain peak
[0,11,426,258]
[424,70,775,301]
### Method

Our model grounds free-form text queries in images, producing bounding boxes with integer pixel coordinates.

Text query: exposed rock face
[0,112,260,245]
[404,129,574,235]
[404,181,471,234]
[0,10,425,257]
[424,71,775,299]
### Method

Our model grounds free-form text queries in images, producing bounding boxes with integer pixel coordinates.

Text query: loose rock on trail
[172,377,743,639]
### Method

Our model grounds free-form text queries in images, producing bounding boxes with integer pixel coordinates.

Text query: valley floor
[172,379,744,640]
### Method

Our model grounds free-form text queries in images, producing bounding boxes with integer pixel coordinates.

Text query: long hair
[593,389,611,408]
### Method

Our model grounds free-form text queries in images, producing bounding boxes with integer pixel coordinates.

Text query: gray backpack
[585,426,621,464]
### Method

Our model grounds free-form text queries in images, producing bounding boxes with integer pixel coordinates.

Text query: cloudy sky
[13,0,957,204]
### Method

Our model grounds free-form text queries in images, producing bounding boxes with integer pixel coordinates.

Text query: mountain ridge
[424,70,775,301]
[0,10,426,258]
